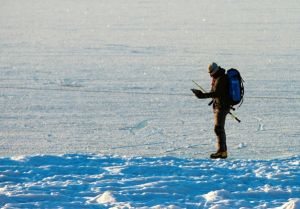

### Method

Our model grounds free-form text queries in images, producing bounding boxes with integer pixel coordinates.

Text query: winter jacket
[202,72,231,110]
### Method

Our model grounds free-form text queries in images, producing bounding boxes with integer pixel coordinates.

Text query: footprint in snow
[254,117,266,131]
[120,119,150,135]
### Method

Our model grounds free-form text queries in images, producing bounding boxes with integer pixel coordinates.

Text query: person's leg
[213,109,229,152]
[210,109,229,159]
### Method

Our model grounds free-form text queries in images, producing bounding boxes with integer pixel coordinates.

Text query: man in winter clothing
[191,62,231,159]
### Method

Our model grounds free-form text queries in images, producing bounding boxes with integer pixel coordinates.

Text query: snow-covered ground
[0,154,300,208]
[0,0,299,159]
[0,0,299,208]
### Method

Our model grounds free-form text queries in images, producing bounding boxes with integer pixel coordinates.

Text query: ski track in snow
[0,154,300,209]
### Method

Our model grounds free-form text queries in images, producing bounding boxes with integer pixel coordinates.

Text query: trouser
[213,108,230,152]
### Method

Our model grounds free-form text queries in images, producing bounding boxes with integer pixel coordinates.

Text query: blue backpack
[227,69,244,107]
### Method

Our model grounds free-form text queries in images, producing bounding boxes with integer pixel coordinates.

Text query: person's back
[210,69,231,110]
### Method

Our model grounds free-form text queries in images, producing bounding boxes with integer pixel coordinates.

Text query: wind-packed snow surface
[1,0,299,159]
[0,0,300,208]
[0,154,300,208]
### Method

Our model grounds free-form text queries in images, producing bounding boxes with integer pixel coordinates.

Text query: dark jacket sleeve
[202,77,224,98]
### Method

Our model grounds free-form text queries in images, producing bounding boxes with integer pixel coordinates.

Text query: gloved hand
[191,89,205,99]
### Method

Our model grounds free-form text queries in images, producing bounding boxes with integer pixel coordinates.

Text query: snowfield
[0,154,300,208]
[0,0,299,208]
[0,0,299,160]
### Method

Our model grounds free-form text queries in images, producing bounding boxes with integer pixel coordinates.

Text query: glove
[191,89,205,99]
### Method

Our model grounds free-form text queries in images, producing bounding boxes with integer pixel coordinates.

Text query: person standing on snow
[191,62,231,159]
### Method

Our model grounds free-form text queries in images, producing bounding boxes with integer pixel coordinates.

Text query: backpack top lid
[227,68,241,78]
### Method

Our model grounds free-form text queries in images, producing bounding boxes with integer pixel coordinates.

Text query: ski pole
[192,80,241,123]
[192,80,206,92]
[229,112,241,123]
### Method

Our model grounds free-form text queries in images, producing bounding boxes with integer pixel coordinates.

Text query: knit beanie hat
[208,62,220,75]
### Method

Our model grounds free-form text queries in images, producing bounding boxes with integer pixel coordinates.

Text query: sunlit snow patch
[0,154,299,208]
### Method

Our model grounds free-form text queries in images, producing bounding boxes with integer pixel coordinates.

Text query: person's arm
[191,78,222,99]
[191,89,217,99]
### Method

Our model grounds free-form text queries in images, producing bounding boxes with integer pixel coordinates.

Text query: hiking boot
[210,151,228,159]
